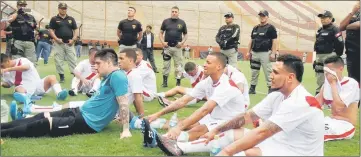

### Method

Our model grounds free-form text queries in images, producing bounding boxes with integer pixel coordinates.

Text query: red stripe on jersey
[191,71,204,88]
[229,79,238,88]
[14,59,23,86]
[324,127,355,140]
[146,63,153,70]
[323,98,333,105]
[340,80,349,86]
[143,91,150,97]
[306,96,322,110]
[85,72,96,80]
[126,70,132,75]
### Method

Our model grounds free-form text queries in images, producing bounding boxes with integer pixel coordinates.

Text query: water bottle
[210,135,221,156]
[169,113,178,128]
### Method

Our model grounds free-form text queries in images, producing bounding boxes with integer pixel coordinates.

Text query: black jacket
[141,32,154,49]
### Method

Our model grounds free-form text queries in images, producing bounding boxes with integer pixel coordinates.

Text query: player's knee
[245,147,262,156]
[47,75,57,82]
[62,103,69,109]
[14,86,26,93]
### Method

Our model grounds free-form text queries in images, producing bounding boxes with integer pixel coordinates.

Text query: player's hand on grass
[146,113,160,123]
[167,126,181,140]
[200,130,217,145]
[120,129,132,139]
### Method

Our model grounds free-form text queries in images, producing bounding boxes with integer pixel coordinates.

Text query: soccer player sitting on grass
[1,49,132,139]
[315,55,359,141]
[68,48,101,98]
[1,54,68,116]
[137,53,246,148]
[155,54,324,156]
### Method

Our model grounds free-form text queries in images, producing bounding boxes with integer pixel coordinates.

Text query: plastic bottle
[169,113,178,128]
[210,135,221,156]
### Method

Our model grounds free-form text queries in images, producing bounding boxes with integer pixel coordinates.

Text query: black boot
[249,85,256,94]
[176,79,181,86]
[315,91,319,96]
[59,74,65,83]
[162,75,168,87]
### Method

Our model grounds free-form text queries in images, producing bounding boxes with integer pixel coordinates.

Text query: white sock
[71,77,80,93]
[150,118,167,129]
[52,83,62,95]
[177,131,189,142]
[186,99,198,106]
[157,92,165,97]
[91,78,101,91]
[134,119,143,129]
[177,130,235,154]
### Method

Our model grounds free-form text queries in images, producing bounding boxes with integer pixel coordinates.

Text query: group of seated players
[0,47,359,156]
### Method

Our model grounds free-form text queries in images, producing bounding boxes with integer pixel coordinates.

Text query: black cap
[17,0,27,5]
[258,10,269,16]
[224,12,234,18]
[58,3,67,9]
[318,10,333,18]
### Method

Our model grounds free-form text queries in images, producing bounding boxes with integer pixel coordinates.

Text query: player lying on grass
[315,55,359,141]
[155,54,325,156]
[1,49,132,139]
[134,48,157,102]
[68,48,101,97]
[138,53,247,147]
[1,54,68,115]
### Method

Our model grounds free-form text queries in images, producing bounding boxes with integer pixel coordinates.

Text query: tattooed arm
[220,120,282,156]
[116,95,132,139]
[213,110,260,134]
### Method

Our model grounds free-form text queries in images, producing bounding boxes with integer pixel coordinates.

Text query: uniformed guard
[215,12,240,68]
[160,6,188,87]
[340,2,360,85]
[117,7,143,52]
[49,2,78,83]
[314,10,344,95]
[247,10,278,94]
[7,0,37,64]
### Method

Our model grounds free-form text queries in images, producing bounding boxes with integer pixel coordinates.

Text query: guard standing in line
[160,6,188,87]
[247,10,278,94]
[313,10,344,95]
[117,7,143,52]
[340,2,360,85]
[215,12,240,68]
[7,0,37,64]
[49,3,78,83]
[140,25,158,73]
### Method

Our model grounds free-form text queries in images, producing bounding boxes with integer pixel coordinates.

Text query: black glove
[17,8,24,14]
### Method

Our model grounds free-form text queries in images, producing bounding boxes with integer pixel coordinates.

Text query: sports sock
[52,83,62,95]
[71,77,80,92]
[157,92,165,98]
[150,118,167,129]
[186,99,198,106]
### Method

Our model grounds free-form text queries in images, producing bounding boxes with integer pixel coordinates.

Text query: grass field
[1,50,359,156]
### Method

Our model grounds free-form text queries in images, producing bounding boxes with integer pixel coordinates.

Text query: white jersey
[252,85,324,156]
[136,60,157,95]
[125,68,145,104]
[189,74,246,120]
[225,65,250,108]
[182,65,204,88]
[2,58,41,87]
[74,59,98,80]
[323,77,360,106]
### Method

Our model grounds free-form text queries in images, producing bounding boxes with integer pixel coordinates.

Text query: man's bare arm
[180,34,188,45]
[158,95,194,116]
[159,30,165,45]
[177,100,217,130]
[271,39,278,53]
[7,13,18,23]
[116,95,130,131]
[137,31,143,42]
[6,64,30,72]
[213,110,259,134]
[133,93,144,116]
[1,82,11,88]
[117,29,122,39]
[222,120,282,155]
[315,86,325,105]
[346,21,360,30]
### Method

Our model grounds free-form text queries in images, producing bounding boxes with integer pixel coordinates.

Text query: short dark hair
[94,48,118,66]
[208,52,227,68]
[172,6,179,11]
[184,62,197,72]
[324,55,344,67]
[276,54,304,83]
[119,48,137,63]
[129,7,136,12]
[0,53,10,64]
[89,48,98,55]
[146,25,152,30]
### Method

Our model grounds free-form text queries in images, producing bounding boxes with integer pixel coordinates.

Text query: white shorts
[198,114,226,131]
[185,88,193,95]
[324,116,355,141]
[234,128,299,156]
[142,89,155,102]
[15,77,51,96]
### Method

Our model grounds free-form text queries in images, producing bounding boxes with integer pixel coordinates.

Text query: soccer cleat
[86,90,95,98]
[141,118,158,148]
[68,89,77,96]
[156,134,184,156]
[13,92,32,114]
[129,116,140,130]
[157,96,170,108]
[57,89,68,100]
[9,101,17,120]
[16,107,25,120]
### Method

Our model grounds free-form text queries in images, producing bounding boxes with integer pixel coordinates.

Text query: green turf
[1,50,359,156]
